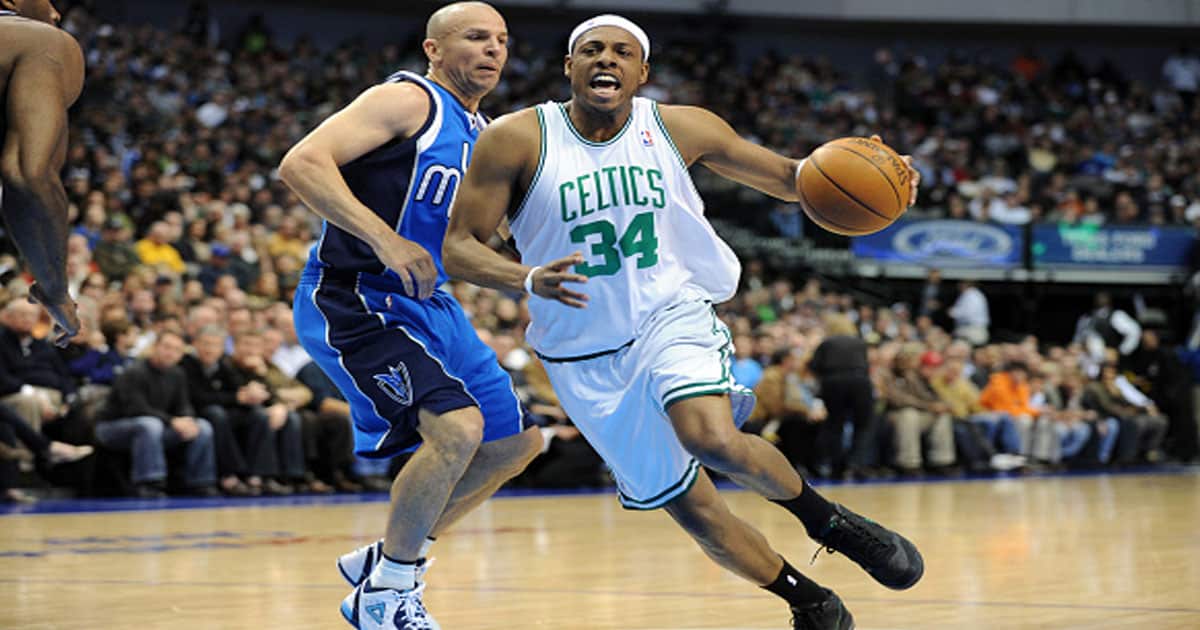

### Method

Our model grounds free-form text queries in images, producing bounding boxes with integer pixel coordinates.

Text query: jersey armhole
[507,106,547,225]
[369,74,439,155]
[651,101,689,171]
[652,101,707,207]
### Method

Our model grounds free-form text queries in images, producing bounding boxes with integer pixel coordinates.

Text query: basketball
[796,137,913,236]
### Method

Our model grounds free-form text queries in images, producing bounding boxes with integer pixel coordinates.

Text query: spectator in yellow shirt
[135,221,186,274]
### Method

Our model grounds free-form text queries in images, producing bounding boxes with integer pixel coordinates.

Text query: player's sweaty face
[14,0,61,24]
[567,27,647,110]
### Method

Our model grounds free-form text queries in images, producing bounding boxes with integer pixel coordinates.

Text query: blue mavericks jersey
[304,71,487,289]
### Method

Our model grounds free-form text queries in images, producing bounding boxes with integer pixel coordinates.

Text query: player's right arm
[278,82,438,299]
[443,111,588,308]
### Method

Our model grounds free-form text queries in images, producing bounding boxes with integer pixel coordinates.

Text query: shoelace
[809,513,889,566]
[396,583,437,630]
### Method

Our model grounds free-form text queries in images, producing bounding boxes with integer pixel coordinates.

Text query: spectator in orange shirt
[978,362,1057,463]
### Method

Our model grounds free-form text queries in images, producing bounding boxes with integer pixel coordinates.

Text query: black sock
[762,559,828,607]
[771,478,836,538]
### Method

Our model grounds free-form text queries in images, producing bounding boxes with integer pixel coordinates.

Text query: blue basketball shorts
[294,272,528,458]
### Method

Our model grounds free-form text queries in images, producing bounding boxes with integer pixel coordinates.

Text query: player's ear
[423,38,440,66]
[563,54,573,78]
[638,62,649,86]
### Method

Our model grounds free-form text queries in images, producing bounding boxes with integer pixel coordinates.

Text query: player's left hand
[870,134,920,207]
[28,283,80,348]
[532,253,589,308]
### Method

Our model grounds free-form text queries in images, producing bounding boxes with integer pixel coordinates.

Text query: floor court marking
[2,577,1196,616]
[5,467,1198,517]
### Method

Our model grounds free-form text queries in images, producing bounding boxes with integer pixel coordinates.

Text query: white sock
[369,556,417,591]
[419,537,435,560]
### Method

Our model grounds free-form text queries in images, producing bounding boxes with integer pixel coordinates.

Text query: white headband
[568,14,650,62]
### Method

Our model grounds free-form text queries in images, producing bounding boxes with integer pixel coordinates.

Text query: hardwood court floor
[2,472,1199,629]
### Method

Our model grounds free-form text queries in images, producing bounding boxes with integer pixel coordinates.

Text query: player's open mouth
[589,73,621,97]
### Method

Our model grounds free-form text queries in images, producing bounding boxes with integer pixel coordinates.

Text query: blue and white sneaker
[338,540,384,587]
[340,581,440,630]
[338,540,433,588]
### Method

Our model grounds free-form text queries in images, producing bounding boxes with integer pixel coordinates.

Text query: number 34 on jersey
[558,165,666,278]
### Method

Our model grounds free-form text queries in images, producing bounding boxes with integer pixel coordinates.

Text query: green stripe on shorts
[618,459,701,510]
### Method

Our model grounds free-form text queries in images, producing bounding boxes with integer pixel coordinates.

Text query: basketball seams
[824,143,904,214]
[797,176,865,235]
[807,155,894,222]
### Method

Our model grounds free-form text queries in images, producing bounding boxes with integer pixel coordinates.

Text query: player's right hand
[375,235,438,300]
[531,253,589,308]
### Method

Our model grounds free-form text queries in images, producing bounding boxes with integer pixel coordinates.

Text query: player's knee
[426,408,484,460]
[679,426,740,470]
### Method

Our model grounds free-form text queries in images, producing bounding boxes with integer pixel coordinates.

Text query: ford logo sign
[890,221,1016,265]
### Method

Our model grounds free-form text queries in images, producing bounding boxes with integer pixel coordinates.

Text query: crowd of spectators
[3,4,1200,502]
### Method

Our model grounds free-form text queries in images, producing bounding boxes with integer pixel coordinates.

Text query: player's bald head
[426,2,501,40]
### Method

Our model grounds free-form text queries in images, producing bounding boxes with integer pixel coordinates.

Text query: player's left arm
[657,105,801,202]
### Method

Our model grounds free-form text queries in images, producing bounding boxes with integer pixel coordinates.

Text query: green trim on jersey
[510,107,548,224]
[651,101,708,202]
[618,458,701,510]
[651,101,688,170]
[557,102,634,147]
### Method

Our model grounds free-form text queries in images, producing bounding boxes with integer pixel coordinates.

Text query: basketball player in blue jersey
[280,4,564,628]
[445,15,924,630]
[0,0,84,346]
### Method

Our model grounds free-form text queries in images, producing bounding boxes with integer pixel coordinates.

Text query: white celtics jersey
[509,97,741,359]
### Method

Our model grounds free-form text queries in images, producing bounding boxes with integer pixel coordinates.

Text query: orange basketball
[796,137,912,236]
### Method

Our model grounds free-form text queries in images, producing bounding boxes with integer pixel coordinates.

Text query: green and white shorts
[542,289,755,510]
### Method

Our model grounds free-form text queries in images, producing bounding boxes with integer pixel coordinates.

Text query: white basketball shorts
[542,288,756,510]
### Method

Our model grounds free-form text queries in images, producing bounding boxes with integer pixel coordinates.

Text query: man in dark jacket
[0,299,75,430]
[179,325,270,496]
[95,331,217,498]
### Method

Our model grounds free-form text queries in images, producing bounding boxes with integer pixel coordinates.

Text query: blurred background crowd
[2,1,1199,502]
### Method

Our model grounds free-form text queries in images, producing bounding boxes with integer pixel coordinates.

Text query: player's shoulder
[471,108,541,168]
[352,80,432,131]
[5,19,81,56]
[479,107,541,144]
[654,103,721,129]
[362,80,431,108]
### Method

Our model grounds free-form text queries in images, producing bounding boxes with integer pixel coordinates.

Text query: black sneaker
[791,589,855,630]
[812,503,924,590]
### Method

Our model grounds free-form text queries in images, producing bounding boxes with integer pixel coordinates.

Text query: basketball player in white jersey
[445,15,923,629]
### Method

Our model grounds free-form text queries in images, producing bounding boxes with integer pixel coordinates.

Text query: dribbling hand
[28,283,80,349]
[869,134,921,207]
[530,253,589,308]
[374,235,438,300]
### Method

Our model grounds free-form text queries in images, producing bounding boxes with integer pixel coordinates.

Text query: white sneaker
[340,581,440,630]
[338,540,433,588]
[989,453,1027,471]
[338,540,384,587]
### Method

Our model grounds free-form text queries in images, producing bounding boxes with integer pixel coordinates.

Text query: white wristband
[523,266,542,296]
[795,158,807,179]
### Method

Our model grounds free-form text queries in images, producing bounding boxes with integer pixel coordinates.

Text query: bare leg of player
[663,470,853,628]
[668,395,804,500]
[669,395,924,592]
[428,426,542,536]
